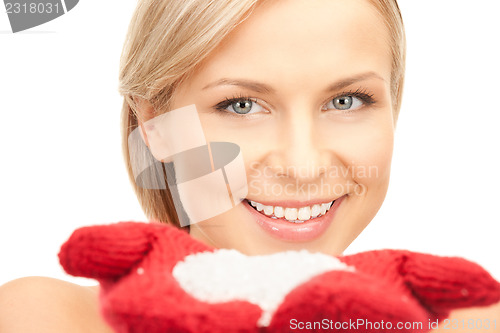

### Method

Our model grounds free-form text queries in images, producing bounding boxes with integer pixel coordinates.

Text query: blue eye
[323,89,376,112]
[215,98,265,115]
[324,95,363,111]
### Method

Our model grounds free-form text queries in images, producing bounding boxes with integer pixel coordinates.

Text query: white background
[1,1,499,286]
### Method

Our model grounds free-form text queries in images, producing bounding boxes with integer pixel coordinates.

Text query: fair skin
[174,0,394,255]
[0,0,498,331]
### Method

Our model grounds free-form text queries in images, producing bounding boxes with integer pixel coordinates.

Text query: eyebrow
[324,72,386,92]
[202,71,386,94]
[202,78,275,94]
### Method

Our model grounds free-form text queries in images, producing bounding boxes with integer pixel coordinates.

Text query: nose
[266,108,332,182]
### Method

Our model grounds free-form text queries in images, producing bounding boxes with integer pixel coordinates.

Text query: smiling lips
[248,200,334,223]
[244,196,345,242]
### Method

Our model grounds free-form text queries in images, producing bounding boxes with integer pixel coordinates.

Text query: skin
[171,0,394,255]
[0,0,498,331]
[0,277,113,333]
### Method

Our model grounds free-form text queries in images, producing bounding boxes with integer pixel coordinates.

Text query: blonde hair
[119,0,406,227]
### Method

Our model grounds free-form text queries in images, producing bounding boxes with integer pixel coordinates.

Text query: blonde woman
[1,0,498,332]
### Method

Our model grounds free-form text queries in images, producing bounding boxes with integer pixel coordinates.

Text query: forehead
[192,0,391,91]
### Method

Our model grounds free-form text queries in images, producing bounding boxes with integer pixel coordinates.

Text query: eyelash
[213,94,260,114]
[212,88,376,115]
[333,88,376,106]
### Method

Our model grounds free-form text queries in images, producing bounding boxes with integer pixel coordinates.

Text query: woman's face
[170,0,394,255]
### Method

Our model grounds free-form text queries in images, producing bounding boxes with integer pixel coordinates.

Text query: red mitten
[59,222,500,333]
[269,250,500,332]
[59,222,262,333]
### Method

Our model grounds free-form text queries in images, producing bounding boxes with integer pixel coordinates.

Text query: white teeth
[248,200,335,223]
[311,204,321,218]
[263,205,274,216]
[297,206,311,220]
[284,208,298,221]
[274,206,285,218]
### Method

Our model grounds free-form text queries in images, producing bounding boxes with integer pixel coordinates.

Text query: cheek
[353,126,393,182]
[320,113,394,188]
[199,116,277,164]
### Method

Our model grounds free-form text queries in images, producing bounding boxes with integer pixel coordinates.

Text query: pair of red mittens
[59,222,500,333]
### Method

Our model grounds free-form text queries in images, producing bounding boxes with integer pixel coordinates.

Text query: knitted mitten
[59,221,500,333]
[268,250,500,332]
